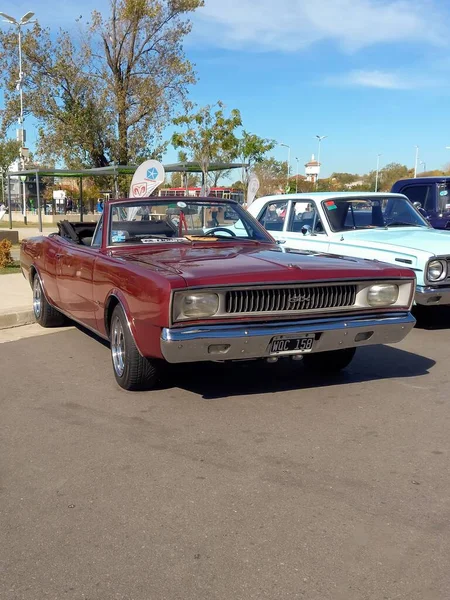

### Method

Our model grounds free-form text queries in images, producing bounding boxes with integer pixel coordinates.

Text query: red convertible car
[20,197,416,390]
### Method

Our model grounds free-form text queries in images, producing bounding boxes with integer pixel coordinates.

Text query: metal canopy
[6,161,248,233]
[6,161,248,178]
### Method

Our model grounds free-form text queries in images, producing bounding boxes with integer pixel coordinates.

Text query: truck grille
[225,284,357,314]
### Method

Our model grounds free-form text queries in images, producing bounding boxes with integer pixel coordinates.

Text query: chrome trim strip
[160,312,415,363]
[415,286,450,306]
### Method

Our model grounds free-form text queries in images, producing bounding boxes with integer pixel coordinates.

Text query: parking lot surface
[1,319,450,600]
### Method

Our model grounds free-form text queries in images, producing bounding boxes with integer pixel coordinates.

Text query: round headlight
[367,284,399,307]
[181,293,219,318]
[427,260,446,282]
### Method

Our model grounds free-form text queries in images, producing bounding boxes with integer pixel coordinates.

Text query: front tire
[110,304,159,391]
[33,274,66,327]
[302,347,356,373]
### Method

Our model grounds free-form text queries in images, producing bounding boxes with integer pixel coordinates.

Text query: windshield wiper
[384,221,423,228]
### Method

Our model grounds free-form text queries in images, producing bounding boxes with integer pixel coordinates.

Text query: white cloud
[194,0,447,52]
[325,69,420,89]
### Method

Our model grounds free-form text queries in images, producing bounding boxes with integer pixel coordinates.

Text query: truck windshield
[322,197,431,232]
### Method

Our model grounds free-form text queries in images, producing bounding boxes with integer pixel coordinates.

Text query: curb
[0,309,35,330]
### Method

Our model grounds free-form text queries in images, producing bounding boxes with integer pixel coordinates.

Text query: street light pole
[0,11,35,224]
[316,135,327,169]
[295,157,299,193]
[315,135,327,188]
[375,153,382,192]
[279,143,291,190]
[414,145,419,178]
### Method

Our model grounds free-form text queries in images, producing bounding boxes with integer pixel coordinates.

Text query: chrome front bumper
[160,312,415,364]
[415,286,450,306]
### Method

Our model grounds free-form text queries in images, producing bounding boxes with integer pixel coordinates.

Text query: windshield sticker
[440,190,448,196]
[111,231,126,242]
[140,237,187,244]
[177,201,187,208]
[325,200,337,210]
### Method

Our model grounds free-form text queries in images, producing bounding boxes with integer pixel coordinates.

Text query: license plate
[269,334,315,355]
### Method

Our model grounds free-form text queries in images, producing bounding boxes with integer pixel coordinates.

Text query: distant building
[344,180,364,189]
[305,154,320,183]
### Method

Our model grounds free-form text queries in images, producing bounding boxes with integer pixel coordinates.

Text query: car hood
[333,227,450,257]
[118,242,412,287]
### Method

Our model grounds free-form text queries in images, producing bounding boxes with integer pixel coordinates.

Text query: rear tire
[110,304,159,391]
[33,274,66,327]
[302,347,356,373]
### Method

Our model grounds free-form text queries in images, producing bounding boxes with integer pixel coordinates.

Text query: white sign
[129,159,165,198]
[246,173,260,206]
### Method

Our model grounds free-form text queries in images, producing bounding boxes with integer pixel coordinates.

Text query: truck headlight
[176,292,219,320]
[367,284,399,307]
[427,260,447,282]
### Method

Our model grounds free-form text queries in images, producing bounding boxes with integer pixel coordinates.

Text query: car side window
[401,185,433,210]
[258,201,288,232]
[91,216,103,247]
[289,201,324,233]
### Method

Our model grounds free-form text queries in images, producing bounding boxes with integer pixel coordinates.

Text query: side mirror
[413,201,422,209]
[301,224,312,236]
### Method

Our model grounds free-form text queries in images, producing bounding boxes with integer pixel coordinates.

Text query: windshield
[322,197,430,232]
[108,199,271,246]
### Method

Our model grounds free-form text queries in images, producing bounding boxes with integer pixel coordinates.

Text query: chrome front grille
[225,284,357,314]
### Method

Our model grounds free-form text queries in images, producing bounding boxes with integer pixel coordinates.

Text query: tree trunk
[118,110,128,165]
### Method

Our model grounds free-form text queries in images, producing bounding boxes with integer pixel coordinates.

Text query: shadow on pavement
[413,305,450,330]
[162,344,435,400]
[71,322,435,400]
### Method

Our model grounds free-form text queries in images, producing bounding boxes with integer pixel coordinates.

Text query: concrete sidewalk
[0,228,54,329]
[0,272,34,329]
[1,226,57,241]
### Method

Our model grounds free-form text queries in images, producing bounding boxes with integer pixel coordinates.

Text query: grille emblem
[288,294,309,303]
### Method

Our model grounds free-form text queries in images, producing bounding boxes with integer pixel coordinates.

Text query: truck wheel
[110,304,158,391]
[33,274,66,327]
[302,347,356,373]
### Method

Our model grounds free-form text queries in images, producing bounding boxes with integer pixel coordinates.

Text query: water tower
[305,154,320,183]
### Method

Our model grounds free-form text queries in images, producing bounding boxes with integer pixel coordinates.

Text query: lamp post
[375,153,382,192]
[0,11,35,223]
[413,145,419,178]
[279,143,291,190]
[315,135,327,188]
[316,135,327,165]
[295,157,299,193]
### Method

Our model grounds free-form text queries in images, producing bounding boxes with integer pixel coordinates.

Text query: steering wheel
[205,227,236,237]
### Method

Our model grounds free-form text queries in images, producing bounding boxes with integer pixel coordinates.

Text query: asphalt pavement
[1,321,450,600]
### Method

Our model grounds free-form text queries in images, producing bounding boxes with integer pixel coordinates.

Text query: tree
[0,0,203,167]
[371,162,413,191]
[237,131,276,200]
[172,101,242,189]
[0,137,20,204]
[253,158,288,197]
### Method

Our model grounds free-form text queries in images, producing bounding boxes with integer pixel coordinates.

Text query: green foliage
[0,0,203,167]
[172,101,242,184]
[0,137,20,174]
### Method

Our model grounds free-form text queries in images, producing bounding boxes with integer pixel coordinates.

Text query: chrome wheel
[111,316,126,377]
[33,276,42,319]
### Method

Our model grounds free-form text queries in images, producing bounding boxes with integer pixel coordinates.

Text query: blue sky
[3,0,450,178]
